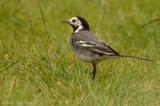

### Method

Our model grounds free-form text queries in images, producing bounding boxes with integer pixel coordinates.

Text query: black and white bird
[63,16,153,79]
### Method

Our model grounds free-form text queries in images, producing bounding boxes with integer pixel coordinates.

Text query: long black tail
[118,54,154,62]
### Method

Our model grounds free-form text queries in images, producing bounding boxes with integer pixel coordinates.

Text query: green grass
[0,0,160,106]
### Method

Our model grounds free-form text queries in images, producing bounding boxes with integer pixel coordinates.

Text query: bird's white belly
[74,51,101,63]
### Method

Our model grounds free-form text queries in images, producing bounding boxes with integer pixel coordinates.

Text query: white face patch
[69,17,84,33]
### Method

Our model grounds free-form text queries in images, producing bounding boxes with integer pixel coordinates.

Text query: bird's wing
[75,40,119,56]
[72,31,120,56]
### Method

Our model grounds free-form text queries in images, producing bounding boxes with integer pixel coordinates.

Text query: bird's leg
[92,63,97,79]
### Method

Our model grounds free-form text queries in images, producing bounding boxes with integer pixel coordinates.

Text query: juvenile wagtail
[63,16,153,79]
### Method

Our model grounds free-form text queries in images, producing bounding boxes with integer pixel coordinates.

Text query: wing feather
[75,40,119,56]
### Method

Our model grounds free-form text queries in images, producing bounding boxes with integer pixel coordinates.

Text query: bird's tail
[118,54,154,62]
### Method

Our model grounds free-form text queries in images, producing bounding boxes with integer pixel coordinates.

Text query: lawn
[0,0,160,106]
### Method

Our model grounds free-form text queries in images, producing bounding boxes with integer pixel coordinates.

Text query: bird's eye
[72,19,76,22]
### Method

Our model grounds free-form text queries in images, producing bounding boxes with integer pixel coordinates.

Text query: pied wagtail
[63,16,153,79]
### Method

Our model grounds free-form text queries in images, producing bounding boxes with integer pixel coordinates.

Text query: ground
[0,0,160,106]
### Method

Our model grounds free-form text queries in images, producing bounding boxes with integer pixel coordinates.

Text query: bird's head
[62,16,90,33]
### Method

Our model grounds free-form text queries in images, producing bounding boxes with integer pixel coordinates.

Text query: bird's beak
[62,20,70,24]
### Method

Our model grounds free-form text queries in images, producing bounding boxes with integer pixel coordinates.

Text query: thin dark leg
[92,63,96,79]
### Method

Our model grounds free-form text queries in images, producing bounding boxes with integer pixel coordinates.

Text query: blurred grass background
[0,0,160,106]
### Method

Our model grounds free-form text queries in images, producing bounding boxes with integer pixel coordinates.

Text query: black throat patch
[72,25,79,31]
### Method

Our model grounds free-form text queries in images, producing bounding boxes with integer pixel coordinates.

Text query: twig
[26,9,35,35]
[131,18,160,36]
[36,0,50,40]
[97,0,109,33]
